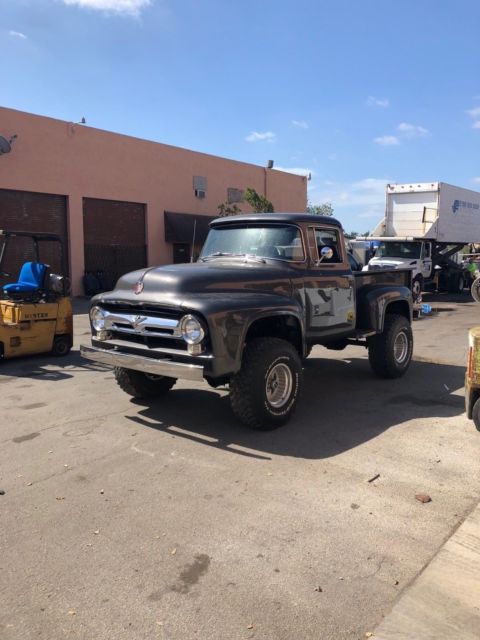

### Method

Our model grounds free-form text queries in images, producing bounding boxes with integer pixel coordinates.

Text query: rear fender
[357,286,412,332]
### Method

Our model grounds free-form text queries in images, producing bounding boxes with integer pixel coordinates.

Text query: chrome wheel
[394,331,409,364]
[266,363,293,408]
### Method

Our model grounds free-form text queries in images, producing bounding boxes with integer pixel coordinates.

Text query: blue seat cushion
[3,262,47,294]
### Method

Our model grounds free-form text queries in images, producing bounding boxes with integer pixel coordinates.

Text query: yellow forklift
[0,230,73,360]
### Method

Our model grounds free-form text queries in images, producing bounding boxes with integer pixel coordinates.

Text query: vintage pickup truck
[81,214,413,429]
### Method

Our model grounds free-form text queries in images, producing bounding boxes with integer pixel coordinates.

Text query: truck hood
[97,259,294,305]
[368,258,416,269]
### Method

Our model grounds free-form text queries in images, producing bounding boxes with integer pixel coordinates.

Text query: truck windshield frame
[200,223,306,263]
[376,241,422,260]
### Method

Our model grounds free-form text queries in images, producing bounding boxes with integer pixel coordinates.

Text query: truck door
[421,242,433,279]
[304,226,355,336]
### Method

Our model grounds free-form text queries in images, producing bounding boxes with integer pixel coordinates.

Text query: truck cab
[367,238,432,278]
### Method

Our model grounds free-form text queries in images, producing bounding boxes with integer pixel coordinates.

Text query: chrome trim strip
[80,344,204,381]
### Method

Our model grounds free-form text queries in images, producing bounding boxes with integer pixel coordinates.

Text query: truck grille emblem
[133,281,144,294]
[132,316,147,330]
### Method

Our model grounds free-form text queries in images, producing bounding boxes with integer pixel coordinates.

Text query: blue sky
[2,0,480,232]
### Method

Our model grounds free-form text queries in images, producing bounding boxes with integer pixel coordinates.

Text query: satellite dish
[0,136,12,155]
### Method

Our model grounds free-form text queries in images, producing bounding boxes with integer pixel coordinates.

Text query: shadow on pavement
[0,349,109,382]
[126,356,466,461]
[425,291,475,305]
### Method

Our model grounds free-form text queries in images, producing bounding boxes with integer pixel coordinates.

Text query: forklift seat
[3,261,48,294]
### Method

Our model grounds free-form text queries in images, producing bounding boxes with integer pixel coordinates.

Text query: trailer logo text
[452,199,480,214]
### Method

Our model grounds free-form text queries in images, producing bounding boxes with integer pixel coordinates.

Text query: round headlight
[90,306,107,331]
[180,314,205,345]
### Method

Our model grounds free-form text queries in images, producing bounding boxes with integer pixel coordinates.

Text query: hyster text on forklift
[360,182,480,300]
[0,230,73,360]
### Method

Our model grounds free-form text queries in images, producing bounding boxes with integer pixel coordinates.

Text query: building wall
[0,107,307,295]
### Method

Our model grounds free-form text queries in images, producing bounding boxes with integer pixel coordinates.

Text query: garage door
[0,188,68,289]
[83,197,147,289]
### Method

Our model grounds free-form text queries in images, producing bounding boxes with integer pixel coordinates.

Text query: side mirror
[315,246,334,265]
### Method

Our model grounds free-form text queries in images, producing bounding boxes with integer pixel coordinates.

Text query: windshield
[200,224,305,262]
[375,241,422,260]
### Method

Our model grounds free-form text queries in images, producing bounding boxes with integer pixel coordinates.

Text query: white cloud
[311,178,389,222]
[466,107,480,118]
[473,177,480,183]
[274,167,313,177]
[366,96,389,108]
[9,30,27,39]
[465,106,480,129]
[374,135,400,146]
[245,131,276,143]
[292,120,308,129]
[397,122,429,137]
[62,0,151,16]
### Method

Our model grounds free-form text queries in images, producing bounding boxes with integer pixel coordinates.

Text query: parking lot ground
[1,294,480,640]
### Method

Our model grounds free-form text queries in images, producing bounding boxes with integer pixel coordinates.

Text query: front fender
[180,293,305,377]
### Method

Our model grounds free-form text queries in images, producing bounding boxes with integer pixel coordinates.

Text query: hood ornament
[133,280,144,295]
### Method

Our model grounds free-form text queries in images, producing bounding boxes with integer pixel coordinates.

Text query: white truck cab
[363,182,480,298]
[366,238,433,297]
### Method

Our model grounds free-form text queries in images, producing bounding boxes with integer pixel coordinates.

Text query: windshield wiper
[243,254,266,263]
[199,251,235,261]
[200,252,266,264]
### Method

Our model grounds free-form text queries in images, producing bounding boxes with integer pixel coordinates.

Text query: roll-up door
[0,188,68,288]
[83,197,147,288]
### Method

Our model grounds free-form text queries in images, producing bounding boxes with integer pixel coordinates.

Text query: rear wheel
[114,367,176,398]
[412,275,423,302]
[230,337,302,430]
[472,397,480,431]
[368,314,413,378]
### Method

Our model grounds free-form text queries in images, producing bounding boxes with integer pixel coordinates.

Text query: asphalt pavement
[1,293,479,640]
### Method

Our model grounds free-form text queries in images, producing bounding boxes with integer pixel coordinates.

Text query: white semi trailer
[364,182,480,298]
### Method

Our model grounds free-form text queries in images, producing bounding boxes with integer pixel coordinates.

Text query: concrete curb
[373,502,480,639]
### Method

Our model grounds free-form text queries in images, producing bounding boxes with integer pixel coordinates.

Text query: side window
[314,228,342,263]
[423,243,431,259]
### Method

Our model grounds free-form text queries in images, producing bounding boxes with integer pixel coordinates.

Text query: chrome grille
[103,310,182,339]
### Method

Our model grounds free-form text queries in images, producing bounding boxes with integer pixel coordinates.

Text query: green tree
[243,187,274,213]
[217,202,242,217]
[307,201,334,216]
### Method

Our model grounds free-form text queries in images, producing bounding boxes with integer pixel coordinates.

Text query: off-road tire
[114,367,176,398]
[52,335,72,357]
[368,314,413,379]
[472,397,480,432]
[472,277,480,303]
[412,275,423,303]
[229,337,302,430]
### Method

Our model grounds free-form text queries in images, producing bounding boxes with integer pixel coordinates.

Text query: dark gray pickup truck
[81,214,413,429]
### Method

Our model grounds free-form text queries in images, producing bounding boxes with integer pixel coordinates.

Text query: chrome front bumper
[80,344,204,381]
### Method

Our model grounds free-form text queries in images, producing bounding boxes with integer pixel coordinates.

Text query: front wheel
[52,335,72,357]
[472,277,480,302]
[230,337,303,430]
[368,314,413,378]
[114,367,176,398]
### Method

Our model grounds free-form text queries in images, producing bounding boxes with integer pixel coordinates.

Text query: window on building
[227,188,244,204]
[193,176,207,199]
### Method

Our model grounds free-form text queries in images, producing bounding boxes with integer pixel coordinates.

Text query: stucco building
[0,107,307,295]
